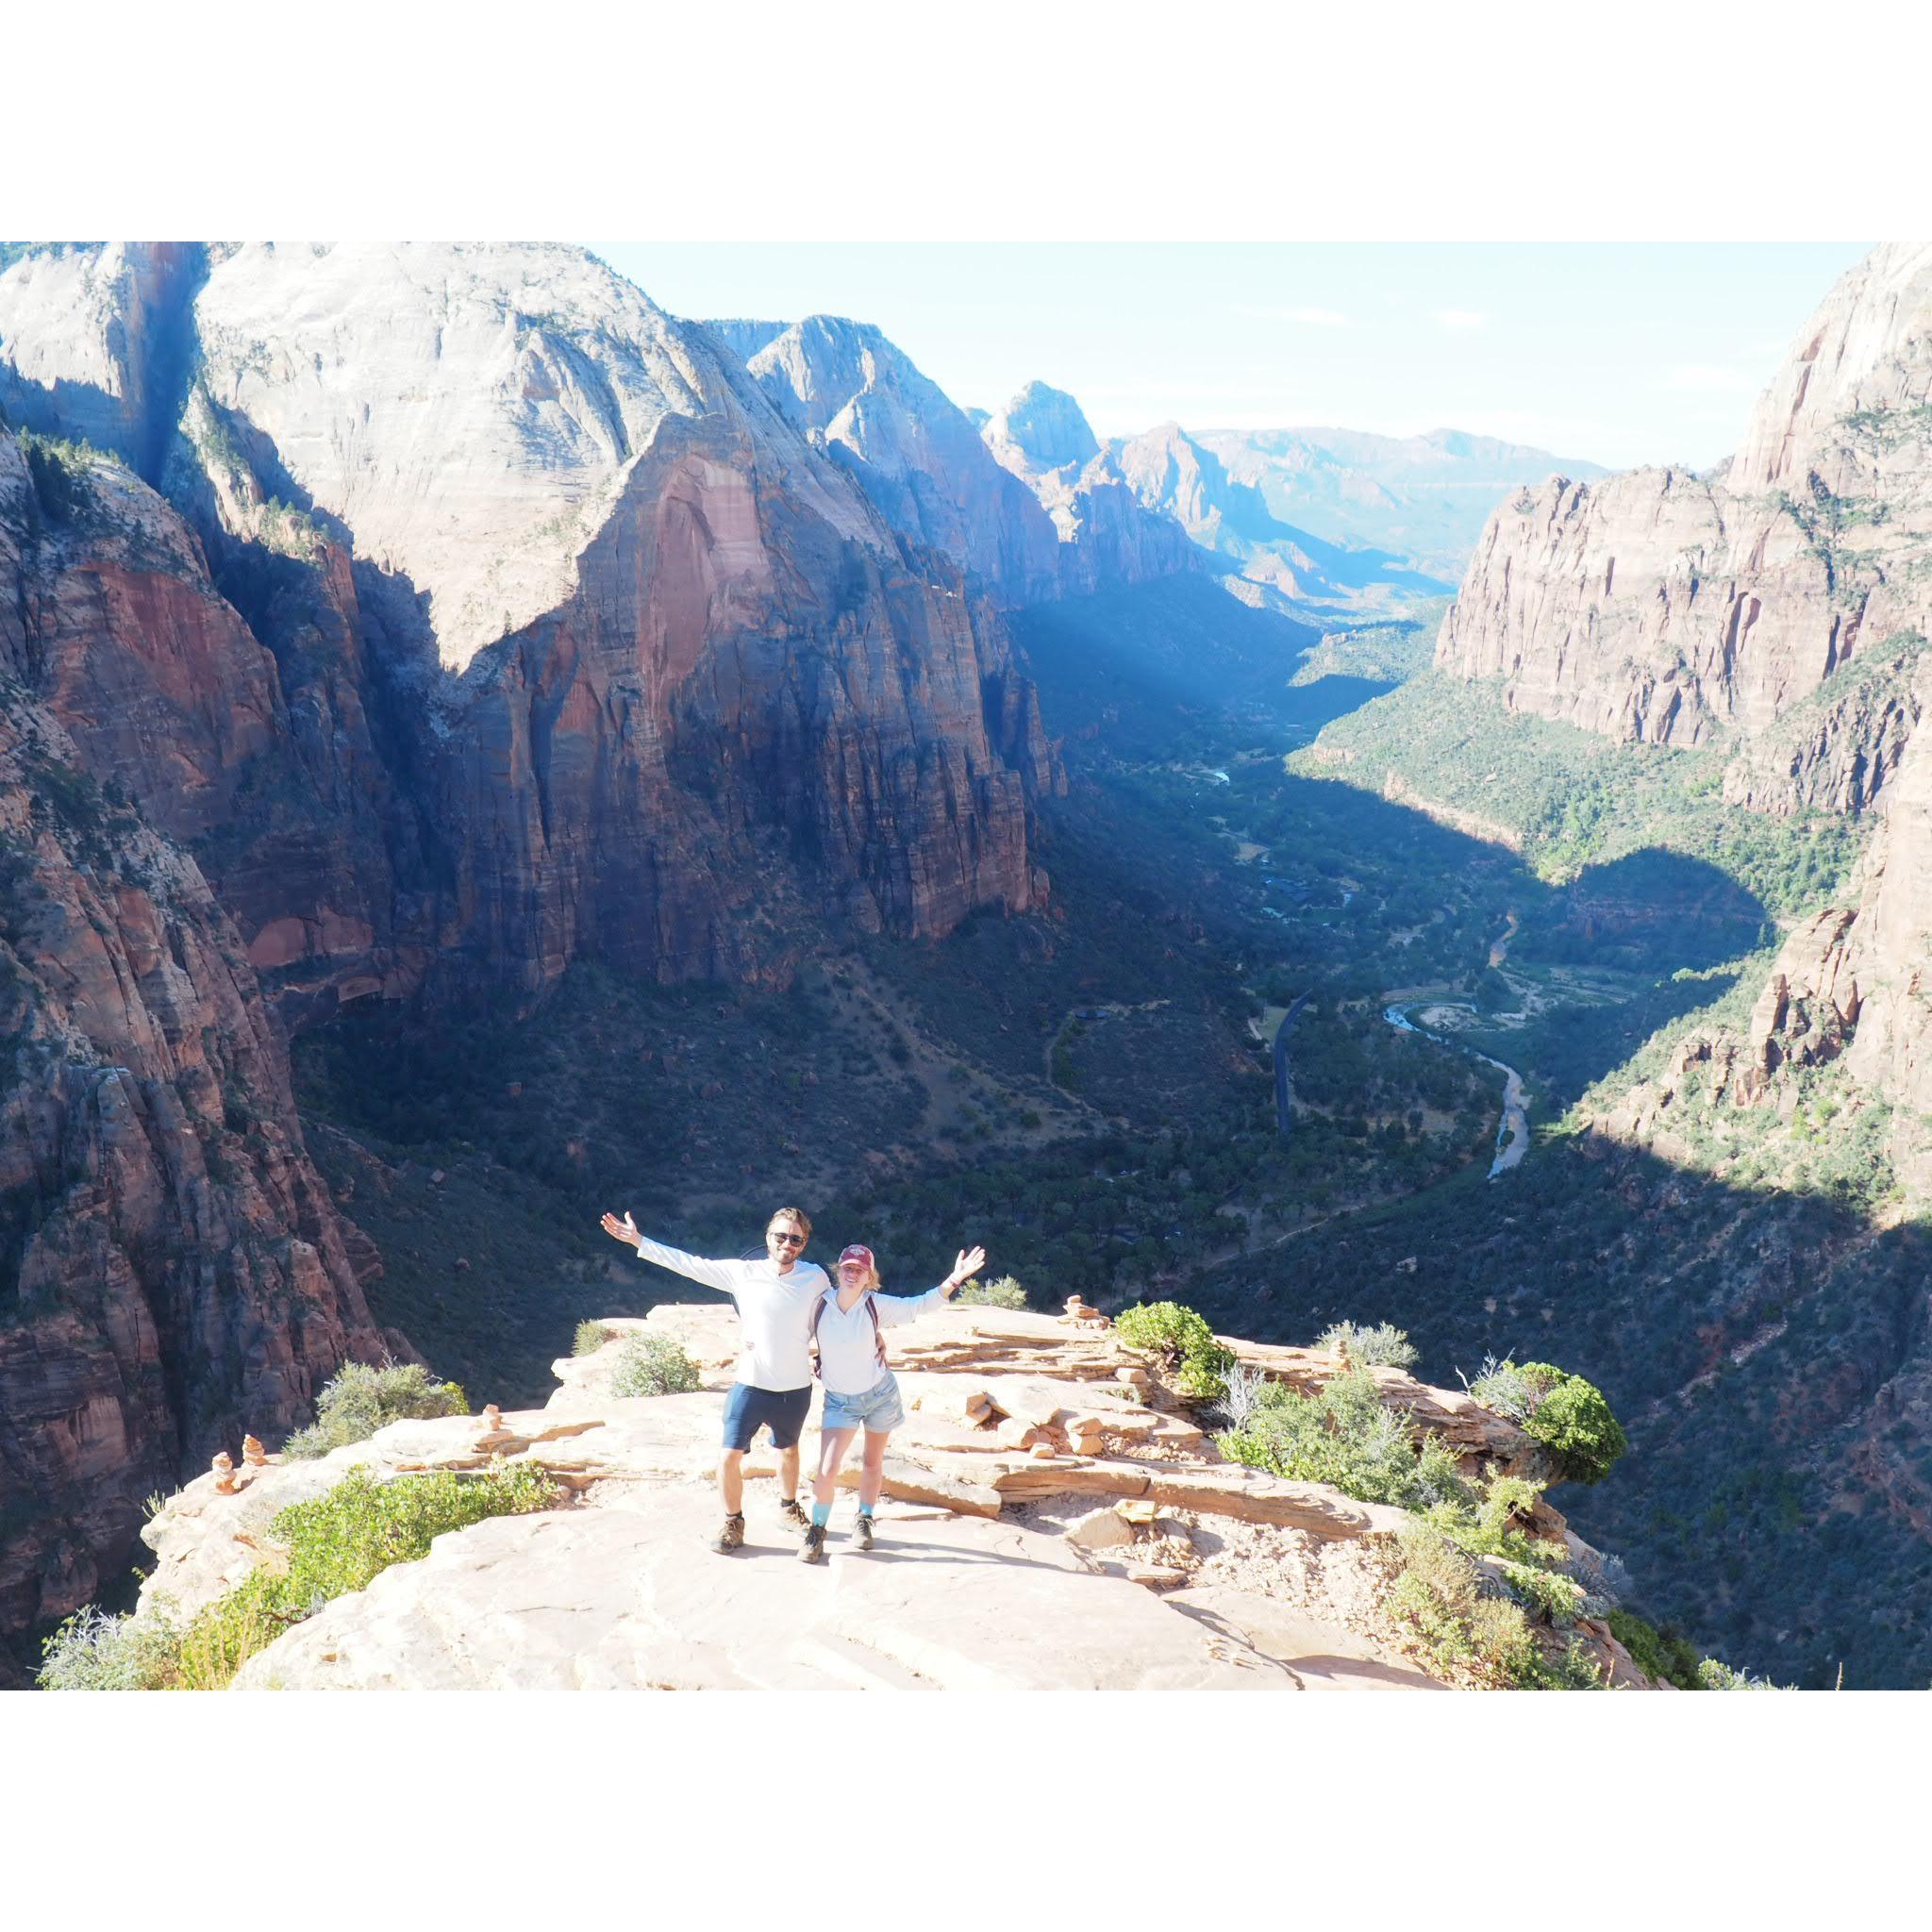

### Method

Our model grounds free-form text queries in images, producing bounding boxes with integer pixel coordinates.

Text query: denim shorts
[820,1373,905,1435]
[720,1381,813,1451]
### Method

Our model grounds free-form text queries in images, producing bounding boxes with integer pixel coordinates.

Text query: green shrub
[1499,1560,1586,1626]
[609,1332,702,1397]
[1607,1609,1702,1689]
[1518,1365,1627,1485]
[40,1460,554,1690]
[1390,1522,1602,1690]
[1463,1357,1627,1486]
[573,1319,610,1357]
[1415,1473,1572,1572]
[954,1274,1029,1309]
[282,1359,469,1459]
[18,429,96,523]
[1315,1320,1419,1370]
[1696,1658,1793,1691]
[1463,1355,1560,1421]
[174,1570,289,1691]
[1218,1366,1472,1512]
[1116,1300,1235,1403]
[36,1604,183,1691]
[271,1462,554,1608]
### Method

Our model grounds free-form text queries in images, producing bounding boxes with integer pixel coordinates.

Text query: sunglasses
[769,1229,807,1246]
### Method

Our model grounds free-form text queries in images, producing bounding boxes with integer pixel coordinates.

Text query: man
[600,1204,827,1553]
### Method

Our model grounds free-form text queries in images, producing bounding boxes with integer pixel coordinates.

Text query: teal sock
[811,1502,830,1527]
[858,1503,874,1520]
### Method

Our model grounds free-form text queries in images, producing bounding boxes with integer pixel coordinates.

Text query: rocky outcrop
[1437,244,1932,761]
[125,1303,1640,1690]
[981,381,1200,591]
[1721,635,1928,816]
[0,418,431,1033]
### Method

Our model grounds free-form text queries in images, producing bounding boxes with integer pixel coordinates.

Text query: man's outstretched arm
[599,1210,739,1295]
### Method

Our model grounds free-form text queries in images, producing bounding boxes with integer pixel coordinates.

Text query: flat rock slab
[232,1489,1309,1691]
[1164,1586,1448,1692]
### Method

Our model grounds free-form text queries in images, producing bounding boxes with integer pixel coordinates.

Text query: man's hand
[948,1244,987,1288]
[600,1210,643,1250]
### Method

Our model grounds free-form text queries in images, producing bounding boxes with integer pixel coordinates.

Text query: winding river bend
[1382,912,1528,1178]
[1382,1002,1528,1179]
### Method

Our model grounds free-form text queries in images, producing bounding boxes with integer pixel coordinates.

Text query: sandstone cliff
[715,314,1066,605]
[980,380,1201,591]
[0,242,1057,1008]
[121,1304,1654,1690]
[0,673,384,1683]
[1436,243,1932,767]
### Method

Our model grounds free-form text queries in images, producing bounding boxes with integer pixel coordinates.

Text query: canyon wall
[1437,243,1932,759]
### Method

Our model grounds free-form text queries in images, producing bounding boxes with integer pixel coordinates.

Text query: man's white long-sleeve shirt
[812,1285,947,1394]
[631,1236,828,1391]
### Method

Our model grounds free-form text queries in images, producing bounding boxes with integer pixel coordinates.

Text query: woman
[800,1240,987,1561]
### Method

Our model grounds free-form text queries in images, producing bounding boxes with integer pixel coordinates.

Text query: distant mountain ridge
[1108,419,1461,613]
[1189,424,1608,584]
[699,313,1597,616]
[704,330,1197,601]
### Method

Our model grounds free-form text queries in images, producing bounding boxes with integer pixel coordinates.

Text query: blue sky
[592,242,1869,472]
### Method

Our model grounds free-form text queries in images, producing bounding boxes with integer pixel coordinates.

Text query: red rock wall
[0,695,385,1681]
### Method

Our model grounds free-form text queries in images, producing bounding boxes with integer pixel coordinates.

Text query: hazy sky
[592,242,1868,472]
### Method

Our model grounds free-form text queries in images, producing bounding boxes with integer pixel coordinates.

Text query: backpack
[809,1290,887,1381]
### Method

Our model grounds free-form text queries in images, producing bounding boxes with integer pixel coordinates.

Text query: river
[1382,1002,1528,1179]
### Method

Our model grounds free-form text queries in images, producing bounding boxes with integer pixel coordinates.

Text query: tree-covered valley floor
[294,580,1932,1689]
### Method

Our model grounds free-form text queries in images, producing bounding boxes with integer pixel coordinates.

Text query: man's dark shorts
[720,1381,812,1452]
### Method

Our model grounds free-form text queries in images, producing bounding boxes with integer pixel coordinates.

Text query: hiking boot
[777,1496,809,1533]
[798,1523,827,1564]
[711,1514,745,1554]
[854,1513,874,1552]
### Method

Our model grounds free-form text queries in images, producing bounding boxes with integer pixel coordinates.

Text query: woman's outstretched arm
[876,1245,989,1324]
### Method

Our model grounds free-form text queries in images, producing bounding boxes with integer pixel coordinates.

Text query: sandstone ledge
[137,1303,1619,1690]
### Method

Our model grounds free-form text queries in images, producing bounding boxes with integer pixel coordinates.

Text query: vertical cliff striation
[0,437,384,1675]
[714,314,1068,605]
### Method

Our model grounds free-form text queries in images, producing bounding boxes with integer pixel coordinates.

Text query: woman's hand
[600,1210,643,1250]
[948,1244,987,1288]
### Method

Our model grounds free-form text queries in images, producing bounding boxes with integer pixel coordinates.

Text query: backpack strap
[808,1290,889,1380]
[808,1291,828,1381]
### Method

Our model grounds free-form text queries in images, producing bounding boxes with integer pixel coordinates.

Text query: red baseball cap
[838,1244,874,1270]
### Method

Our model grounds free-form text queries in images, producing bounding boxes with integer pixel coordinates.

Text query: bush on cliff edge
[953,1274,1029,1309]
[609,1333,703,1397]
[1115,1300,1235,1401]
[283,1359,469,1459]
[39,1460,554,1691]
[1466,1357,1627,1485]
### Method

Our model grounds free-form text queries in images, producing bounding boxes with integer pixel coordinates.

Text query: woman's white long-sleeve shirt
[631,1235,828,1391]
[812,1285,946,1394]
